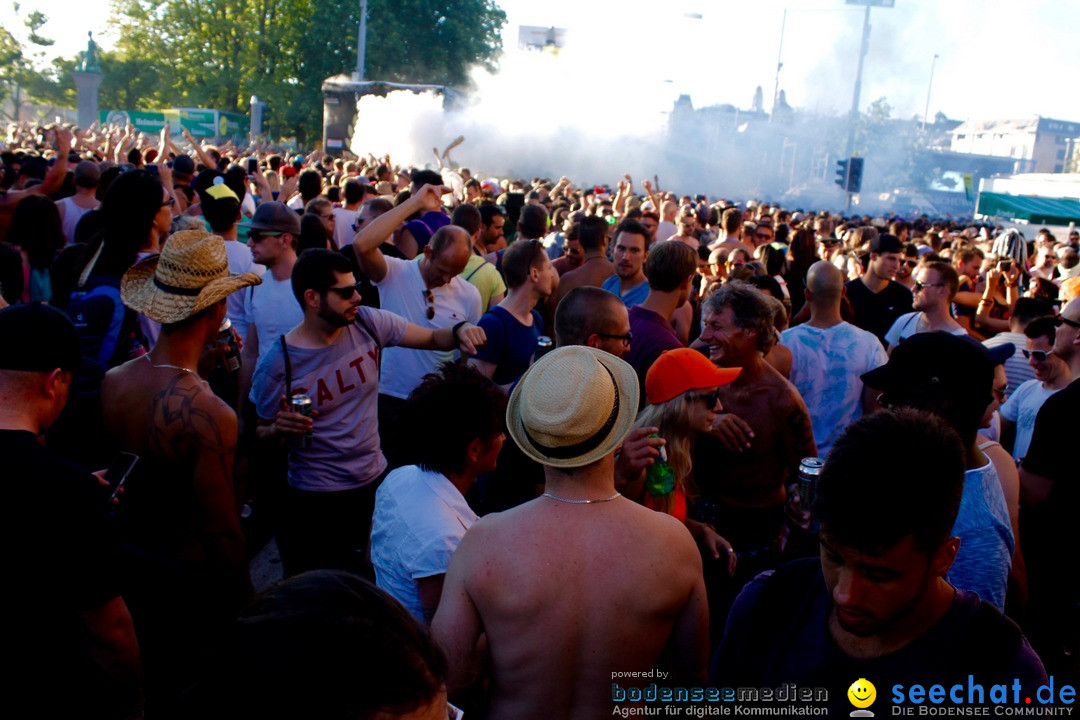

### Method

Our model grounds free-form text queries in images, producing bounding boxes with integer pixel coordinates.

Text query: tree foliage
[103,0,506,143]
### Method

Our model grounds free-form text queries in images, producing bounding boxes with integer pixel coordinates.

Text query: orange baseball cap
[645,348,741,405]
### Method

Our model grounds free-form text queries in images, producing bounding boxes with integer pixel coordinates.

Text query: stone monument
[72,32,104,128]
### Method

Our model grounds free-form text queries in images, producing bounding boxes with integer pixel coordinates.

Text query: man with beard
[711,409,1046,715]
[250,249,485,577]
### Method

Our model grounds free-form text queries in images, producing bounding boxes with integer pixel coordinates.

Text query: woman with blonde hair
[622,348,740,575]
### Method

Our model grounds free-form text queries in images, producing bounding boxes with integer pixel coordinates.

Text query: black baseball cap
[861,332,1000,411]
[869,233,903,254]
[0,304,82,372]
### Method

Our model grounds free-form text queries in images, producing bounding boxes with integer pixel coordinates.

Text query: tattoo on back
[149,374,235,472]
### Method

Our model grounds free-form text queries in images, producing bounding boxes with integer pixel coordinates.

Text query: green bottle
[644,434,675,496]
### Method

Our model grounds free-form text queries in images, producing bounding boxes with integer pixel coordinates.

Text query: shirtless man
[102,230,261,710]
[433,347,708,719]
[693,280,817,627]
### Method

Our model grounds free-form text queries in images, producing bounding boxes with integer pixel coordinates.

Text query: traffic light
[846,157,864,193]
[835,158,849,189]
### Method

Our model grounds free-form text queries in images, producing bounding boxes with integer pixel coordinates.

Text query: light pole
[771,8,787,122]
[922,53,939,132]
[355,0,368,81]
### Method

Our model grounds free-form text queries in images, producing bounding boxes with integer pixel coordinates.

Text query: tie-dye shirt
[781,321,888,457]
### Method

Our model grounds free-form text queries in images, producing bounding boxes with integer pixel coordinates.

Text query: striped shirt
[984,331,1035,396]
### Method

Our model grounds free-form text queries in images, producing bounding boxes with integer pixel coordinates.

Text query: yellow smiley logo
[847,678,877,709]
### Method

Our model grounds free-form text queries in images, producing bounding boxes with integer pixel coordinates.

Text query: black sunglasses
[903,260,919,268]
[326,282,362,300]
[248,230,284,243]
[161,196,176,207]
[1022,349,1051,362]
[914,280,945,291]
[423,289,435,320]
[694,390,720,406]
[1055,313,1080,330]
[597,331,632,346]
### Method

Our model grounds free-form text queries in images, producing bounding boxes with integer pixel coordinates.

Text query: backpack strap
[77,242,105,289]
[354,308,381,352]
[281,334,292,399]
[464,259,490,282]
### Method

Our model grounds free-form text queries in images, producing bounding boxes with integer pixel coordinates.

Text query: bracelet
[451,321,467,343]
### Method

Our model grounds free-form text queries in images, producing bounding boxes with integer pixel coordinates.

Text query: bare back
[101,357,246,586]
[434,495,707,720]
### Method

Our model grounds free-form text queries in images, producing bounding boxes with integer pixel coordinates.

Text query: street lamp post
[356,0,368,81]
[922,53,939,132]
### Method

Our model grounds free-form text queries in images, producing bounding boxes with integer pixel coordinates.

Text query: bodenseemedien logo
[848,678,877,717]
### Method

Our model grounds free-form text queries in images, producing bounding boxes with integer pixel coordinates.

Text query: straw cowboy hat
[507,345,639,468]
[121,230,262,324]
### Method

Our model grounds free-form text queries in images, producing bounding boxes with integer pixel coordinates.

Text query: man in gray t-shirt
[250,249,485,577]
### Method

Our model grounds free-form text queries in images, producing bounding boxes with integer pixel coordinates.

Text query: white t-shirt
[999,379,1062,461]
[332,206,359,250]
[884,311,967,347]
[375,256,482,399]
[243,272,305,362]
[224,239,265,343]
[371,465,478,621]
[780,321,887,457]
[656,221,678,243]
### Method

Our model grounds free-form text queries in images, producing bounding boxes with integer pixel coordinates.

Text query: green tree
[108,0,506,144]
[0,8,64,121]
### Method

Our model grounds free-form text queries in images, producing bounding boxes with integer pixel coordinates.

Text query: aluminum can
[798,457,824,532]
[535,335,554,360]
[290,393,313,449]
[218,317,242,372]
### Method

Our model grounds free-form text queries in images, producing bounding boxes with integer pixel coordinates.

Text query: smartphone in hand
[104,452,138,501]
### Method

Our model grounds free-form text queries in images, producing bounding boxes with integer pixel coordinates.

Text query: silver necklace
[542,491,621,505]
[145,354,195,374]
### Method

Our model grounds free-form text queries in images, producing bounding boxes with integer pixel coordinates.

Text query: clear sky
[5,0,1078,123]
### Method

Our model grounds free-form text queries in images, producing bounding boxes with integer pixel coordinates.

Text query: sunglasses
[1056,313,1080,330]
[160,196,176,207]
[351,217,366,233]
[248,230,284,243]
[423,289,435,320]
[903,260,919,268]
[597,331,633,346]
[913,280,945,292]
[755,232,774,240]
[992,384,1008,402]
[1022,349,1052,362]
[694,390,720,406]
[326,282,362,300]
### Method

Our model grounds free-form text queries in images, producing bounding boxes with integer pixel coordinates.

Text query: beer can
[535,335,554,360]
[218,317,242,372]
[798,457,824,532]
[290,394,313,449]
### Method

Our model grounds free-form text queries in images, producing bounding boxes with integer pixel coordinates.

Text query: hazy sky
[5,0,1078,123]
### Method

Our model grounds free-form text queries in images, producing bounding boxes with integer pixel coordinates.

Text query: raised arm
[181,127,217,170]
[352,183,450,283]
[31,126,72,197]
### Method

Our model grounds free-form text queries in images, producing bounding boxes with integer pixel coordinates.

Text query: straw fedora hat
[121,230,262,324]
[507,346,639,468]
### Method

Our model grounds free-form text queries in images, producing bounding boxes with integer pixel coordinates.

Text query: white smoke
[351,38,680,188]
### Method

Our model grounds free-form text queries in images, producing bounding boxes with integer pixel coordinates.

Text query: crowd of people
[1,118,1078,718]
